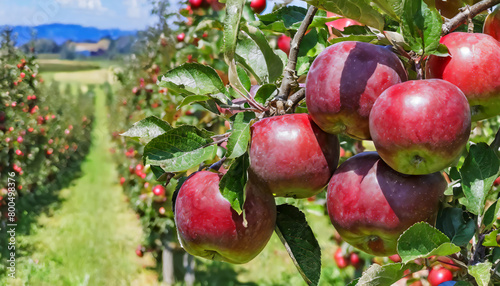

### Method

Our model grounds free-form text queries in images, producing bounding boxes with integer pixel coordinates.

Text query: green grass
[4,86,149,286]
[38,59,101,73]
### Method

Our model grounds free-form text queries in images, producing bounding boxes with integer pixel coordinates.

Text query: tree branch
[285,88,305,112]
[442,0,500,35]
[275,5,318,109]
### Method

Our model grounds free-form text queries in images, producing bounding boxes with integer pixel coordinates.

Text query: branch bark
[275,5,318,110]
[442,0,500,35]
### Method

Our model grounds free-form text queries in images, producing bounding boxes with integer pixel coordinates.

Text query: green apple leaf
[297,28,328,58]
[219,153,249,214]
[400,0,443,56]
[150,165,175,183]
[143,125,217,173]
[346,278,359,286]
[275,204,321,286]
[226,112,255,159]
[355,263,423,285]
[121,116,172,143]
[158,63,230,104]
[397,222,461,264]
[177,95,212,109]
[483,200,500,231]
[483,230,499,247]
[435,207,476,247]
[459,143,500,216]
[253,84,278,105]
[195,19,224,31]
[303,0,385,31]
[236,25,284,84]
[370,0,402,21]
[256,6,309,32]
[223,0,245,63]
[237,65,251,92]
[296,56,313,76]
[469,261,492,286]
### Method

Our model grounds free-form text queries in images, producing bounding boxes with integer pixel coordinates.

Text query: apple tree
[118,0,500,284]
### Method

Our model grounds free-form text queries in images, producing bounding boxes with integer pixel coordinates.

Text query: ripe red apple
[327,152,447,256]
[349,252,363,269]
[327,17,363,32]
[428,267,453,286]
[250,0,266,14]
[249,113,340,198]
[177,33,185,42]
[369,79,471,175]
[277,35,291,56]
[152,185,166,196]
[135,245,144,257]
[334,248,349,269]
[120,177,126,185]
[389,254,402,263]
[189,0,203,9]
[175,171,276,264]
[426,32,500,121]
[484,5,500,41]
[306,41,407,140]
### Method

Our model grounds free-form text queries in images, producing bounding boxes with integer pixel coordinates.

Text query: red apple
[334,248,349,269]
[277,35,291,56]
[189,0,203,9]
[305,41,407,140]
[484,5,500,41]
[426,32,500,121]
[135,245,144,257]
[389,254,402,263]
[427,267,453,286]
[250,0,266,14]
[120,177,126,185]
[249,113,340,198]
[494,176,500,186]
[152,185,166,196]
[349,252,363,269]
[175,171,276,264]
[177,33,185,42]
[327,18,363,32]
[369,79,471,175]
[327,152,447,256]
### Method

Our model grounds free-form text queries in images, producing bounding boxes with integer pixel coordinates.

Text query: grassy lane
[9,86,152,286]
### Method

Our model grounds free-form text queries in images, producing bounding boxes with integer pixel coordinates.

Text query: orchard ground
[1,62,357,285]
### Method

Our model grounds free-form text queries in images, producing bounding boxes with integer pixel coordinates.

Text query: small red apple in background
[306,41,407,140]
[277,35,291,55]
[426,32,500,121]
[494,176,500,186]
[250,0,266,14]
[334,248,349,269]
[349,252,363,269]
[136,245,144,257]
[177,33,185,42]
[159,206,166,215]
[189,0,203,9]
[175,171,276,264]
[327,152,447,256]
[427,267,453,286]
[135,164,144,176]
[389,254,402,263]
[120,177,126,185]
[249,113,340,198]
[369,79,471,175]
[152,185,166,196]
[325,12,363,36]
[484,5,500,41]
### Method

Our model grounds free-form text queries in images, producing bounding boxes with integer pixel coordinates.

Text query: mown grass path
[8,85,153,286]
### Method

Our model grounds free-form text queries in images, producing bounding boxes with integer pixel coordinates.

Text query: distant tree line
[20,35,137,60]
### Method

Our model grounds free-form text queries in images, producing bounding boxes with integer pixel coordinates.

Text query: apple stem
[442,0,500,35]
[275,5,318,112]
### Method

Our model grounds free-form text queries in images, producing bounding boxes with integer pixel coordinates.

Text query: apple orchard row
[123,1,500,282]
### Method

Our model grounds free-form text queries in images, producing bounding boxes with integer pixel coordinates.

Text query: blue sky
[0,0,159,30]
[0,0,306,31]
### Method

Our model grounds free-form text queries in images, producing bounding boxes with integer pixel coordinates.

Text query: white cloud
[55,0,107,11]
[125,0,149,18]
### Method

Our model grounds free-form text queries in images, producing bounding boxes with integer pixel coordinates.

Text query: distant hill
[4,23,137,46]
